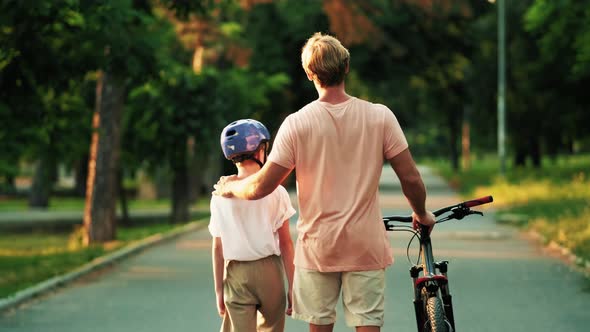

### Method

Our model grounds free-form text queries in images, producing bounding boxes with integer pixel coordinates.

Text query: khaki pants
[292,267,385,327]
[222,255,286,332]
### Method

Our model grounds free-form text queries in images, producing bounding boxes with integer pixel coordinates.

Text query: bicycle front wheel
[425,296,449,332]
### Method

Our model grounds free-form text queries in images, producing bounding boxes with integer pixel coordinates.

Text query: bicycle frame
[411,224,455,331]
[383,195,493,332]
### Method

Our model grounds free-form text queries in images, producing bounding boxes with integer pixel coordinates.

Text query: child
[209,119,296,332]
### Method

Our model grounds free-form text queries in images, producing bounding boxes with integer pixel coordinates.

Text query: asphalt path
[1,166,589,331]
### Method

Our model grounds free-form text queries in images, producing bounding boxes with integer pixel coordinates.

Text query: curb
[526,230,590,278]
[498,213,590,278]
[0,220,206,313]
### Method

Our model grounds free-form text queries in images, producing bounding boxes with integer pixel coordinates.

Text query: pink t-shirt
[268,97,408,272]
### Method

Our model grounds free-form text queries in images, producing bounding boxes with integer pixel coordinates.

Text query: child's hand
[216,294,226,317]
[286,290,293,316]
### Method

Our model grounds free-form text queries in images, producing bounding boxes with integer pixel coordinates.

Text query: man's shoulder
[353,97,391,113]
[292,100,321,116]
[278,101,320,130]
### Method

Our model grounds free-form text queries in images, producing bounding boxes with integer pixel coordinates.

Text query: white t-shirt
[208,185,296,261]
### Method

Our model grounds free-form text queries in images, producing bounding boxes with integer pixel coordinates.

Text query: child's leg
[255,255,287,332]
[223,261,258,332]
[222,302,257,332]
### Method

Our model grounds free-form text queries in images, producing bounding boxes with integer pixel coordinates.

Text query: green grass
[0,246,107,298]
[0,218,208,298]
[0,197,210,212]
[427,153,590,264]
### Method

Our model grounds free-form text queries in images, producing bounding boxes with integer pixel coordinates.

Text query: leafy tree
[524,0,590,155]
[0,0,93,203]
[334,1,491,169]
[240,1,329,145]
[125,62,288,222]
[73,0,164,243]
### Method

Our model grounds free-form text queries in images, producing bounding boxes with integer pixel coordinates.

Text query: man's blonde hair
[301,32,350,87]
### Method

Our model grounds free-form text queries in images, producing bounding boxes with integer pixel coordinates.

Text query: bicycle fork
[410,265,426,331]
[437,261,456,331]
[410,261,456,332]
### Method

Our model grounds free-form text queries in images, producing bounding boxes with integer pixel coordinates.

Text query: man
[213,32,435,332]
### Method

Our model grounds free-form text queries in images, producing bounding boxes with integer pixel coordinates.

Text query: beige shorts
[292,267,385,327]
[222,255,286,332]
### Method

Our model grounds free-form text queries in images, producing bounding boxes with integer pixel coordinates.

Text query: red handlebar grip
[463,195,494,208]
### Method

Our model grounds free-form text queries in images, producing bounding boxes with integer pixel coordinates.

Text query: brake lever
[447,208,483,220]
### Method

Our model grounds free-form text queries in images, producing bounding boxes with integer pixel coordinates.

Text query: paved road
[2,166,589,331]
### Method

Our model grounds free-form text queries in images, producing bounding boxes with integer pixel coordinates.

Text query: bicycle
[383,195,494,332]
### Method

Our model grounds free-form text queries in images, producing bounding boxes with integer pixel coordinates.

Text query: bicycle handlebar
[383,195,494,224]
[462,195,494,208]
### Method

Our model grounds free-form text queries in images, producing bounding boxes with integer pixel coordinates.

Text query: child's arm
[211,237,225,317]
[277,220,295,315]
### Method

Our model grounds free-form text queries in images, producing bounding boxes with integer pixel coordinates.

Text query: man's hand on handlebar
[412,211,436,233]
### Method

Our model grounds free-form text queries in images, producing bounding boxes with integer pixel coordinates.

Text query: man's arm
[214,161,292,200]
[388,148,435,226]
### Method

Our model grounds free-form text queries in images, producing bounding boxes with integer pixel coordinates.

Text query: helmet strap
[232,143,268,169]
[252,143,269,169]
[252,158,264,169]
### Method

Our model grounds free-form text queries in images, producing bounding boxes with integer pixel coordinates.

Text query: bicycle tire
[425,296,449,332]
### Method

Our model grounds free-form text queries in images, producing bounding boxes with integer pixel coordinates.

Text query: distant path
[1,166,589,331]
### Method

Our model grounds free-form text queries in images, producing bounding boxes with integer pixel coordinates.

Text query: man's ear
[305,69,314,81]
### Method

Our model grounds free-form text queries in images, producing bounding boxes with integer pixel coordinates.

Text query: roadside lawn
[0,215,208,299]
[0,197,209,212]
[428,154,590,268]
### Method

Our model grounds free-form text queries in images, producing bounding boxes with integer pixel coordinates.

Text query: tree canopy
[1,0,589,210]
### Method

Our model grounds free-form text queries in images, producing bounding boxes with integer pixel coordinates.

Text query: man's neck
[315,81,350,104]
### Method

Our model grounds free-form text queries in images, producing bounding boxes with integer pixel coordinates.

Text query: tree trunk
[171,140,190,224]
[189,138,211,201]
[83,71,125,244]
[202,153,223,193]
[565,137,575,154]
[74,154,89,197]
[5,175,16,194]
[530,136,541,168]
[187,137,199,202]
[171,165,190,223]
[461,107,471,170]
[28,155,56,208]
[514,146,526,167]
[118,168,130,226]
[447,110,460,171]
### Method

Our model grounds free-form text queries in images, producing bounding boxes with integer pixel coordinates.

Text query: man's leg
[309,322,380,331]
[342,270,386,330]
[292,267,341,328]
[310,323,335,332]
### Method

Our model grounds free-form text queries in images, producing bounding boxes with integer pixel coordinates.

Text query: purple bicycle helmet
[220,119,271,165]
